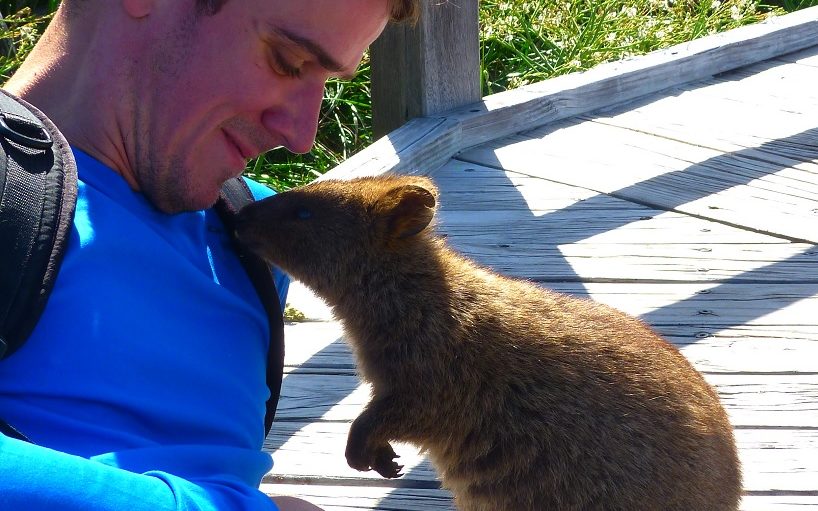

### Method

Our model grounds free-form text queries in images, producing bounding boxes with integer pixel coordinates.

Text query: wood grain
[371,0,481,137]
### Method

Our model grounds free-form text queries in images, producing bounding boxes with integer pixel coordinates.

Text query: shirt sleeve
[0,435,280,511]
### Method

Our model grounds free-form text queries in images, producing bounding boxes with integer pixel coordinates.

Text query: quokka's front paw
[345,442,403,478]
[372,444,403,479]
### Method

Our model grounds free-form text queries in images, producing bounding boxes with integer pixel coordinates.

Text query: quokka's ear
[375,184,437,239]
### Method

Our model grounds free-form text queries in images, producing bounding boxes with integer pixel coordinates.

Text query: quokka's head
[234,175,439,293]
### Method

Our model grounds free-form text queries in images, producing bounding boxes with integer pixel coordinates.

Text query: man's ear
[375,184,437,240]
[123,0,154,19]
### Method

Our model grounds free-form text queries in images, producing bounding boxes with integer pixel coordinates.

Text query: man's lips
[223,129,255,161]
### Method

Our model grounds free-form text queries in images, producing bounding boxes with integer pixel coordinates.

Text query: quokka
[235,175,741,511]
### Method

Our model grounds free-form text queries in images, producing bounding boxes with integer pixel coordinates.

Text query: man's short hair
[388,0,421,23]
[195,0,420,23]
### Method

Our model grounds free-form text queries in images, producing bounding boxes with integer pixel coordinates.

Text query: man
[0,1,418,509]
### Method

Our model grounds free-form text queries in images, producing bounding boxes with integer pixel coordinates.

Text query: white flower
[730,5,742,19]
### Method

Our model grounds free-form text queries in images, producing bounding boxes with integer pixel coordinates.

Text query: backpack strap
[215,177,285,437]
[0,89,77,361]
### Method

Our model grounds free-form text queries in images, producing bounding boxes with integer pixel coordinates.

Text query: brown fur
[235,175,742,511]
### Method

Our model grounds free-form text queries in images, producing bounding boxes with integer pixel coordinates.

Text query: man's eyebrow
[270,26,356,79]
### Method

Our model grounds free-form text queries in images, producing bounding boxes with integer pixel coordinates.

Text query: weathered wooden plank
[740,496,818,511]
[690,55,818,105]
[286,279,818,337]
[708,375,818,427]
[430,164,813,273]
[371,0,480,137]
[261,483,818,511]
[260,484,455,510]
[284,320,818,375]
[440,210,796,246]
[574,58,818,166]
[738,429,818,494]
[326,8,818,181]
[263,422,818,493]
[774,42,818,66]
[287,274,818,326]
[432,170,816,253]
[436,241,817,283]
[275,372,817,428]
[550,283,818,326]
[458,117,818,204]
[433,161,816,225]
[664,49,818,109]
[585,99,818,171]
[478,242,810,281]
[715,51,818,104]
[457,116,818,244]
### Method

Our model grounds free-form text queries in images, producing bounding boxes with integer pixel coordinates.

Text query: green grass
[0,6,50,80]
[3,0,815,190]
[479,0,782,94]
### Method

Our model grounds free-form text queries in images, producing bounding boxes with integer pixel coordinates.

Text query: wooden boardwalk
[260,8,818,510]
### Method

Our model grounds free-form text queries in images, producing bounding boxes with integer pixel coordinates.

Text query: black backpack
[0,89,284,439]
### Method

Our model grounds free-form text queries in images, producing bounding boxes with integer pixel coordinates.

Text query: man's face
[134,0,390,213]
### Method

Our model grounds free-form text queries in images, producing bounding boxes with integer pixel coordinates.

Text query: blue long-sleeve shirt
[0,149,288,510]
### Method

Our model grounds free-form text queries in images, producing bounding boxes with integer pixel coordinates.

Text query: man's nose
[262,80,325,154]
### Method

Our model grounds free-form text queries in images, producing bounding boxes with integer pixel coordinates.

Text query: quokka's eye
[294,207,313,220]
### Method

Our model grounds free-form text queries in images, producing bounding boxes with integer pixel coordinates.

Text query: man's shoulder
[241,177,276,201]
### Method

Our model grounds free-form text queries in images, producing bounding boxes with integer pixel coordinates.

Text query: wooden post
[370,0,481,138]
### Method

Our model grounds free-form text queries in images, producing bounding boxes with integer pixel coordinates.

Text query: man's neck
[4,5,141,192]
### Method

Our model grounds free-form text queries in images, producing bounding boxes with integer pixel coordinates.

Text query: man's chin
[152,188,221,214]
[194,189,224,212]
